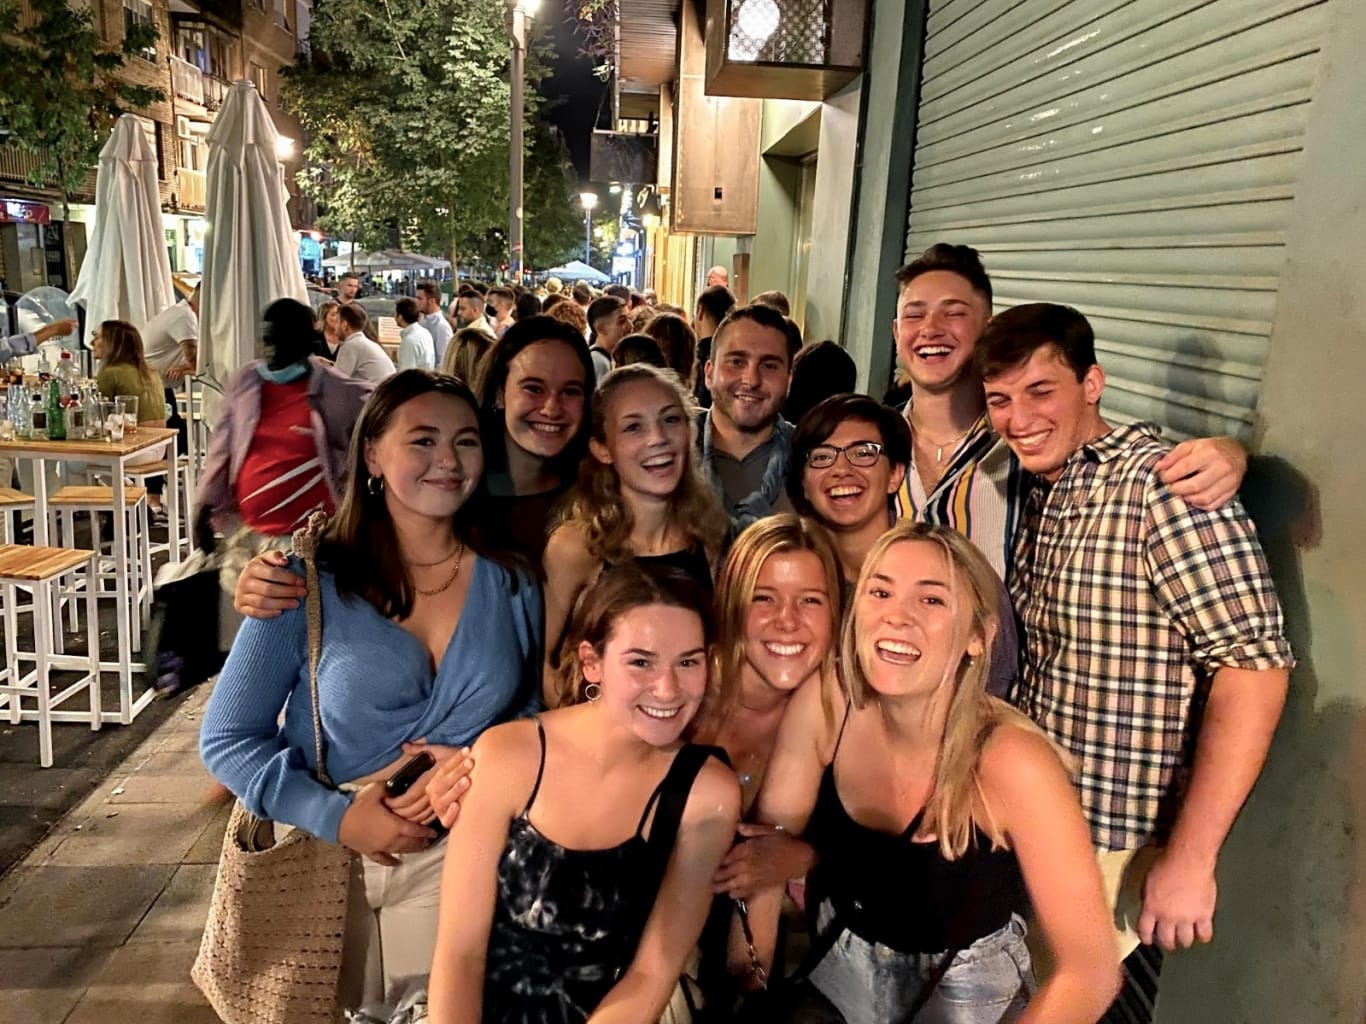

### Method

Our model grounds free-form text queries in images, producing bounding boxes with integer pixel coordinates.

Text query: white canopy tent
[69,114,176,347]
[541,259,610,284]
[198,80,307,424]
[322,249,452,272]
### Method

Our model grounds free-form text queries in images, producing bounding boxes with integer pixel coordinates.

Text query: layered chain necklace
[407,543,465,596]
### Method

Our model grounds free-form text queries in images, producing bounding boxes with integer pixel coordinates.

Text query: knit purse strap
[292,510,333,788]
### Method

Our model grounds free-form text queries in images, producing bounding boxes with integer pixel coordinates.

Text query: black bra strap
[831,698,854,761]
[519,716,548,818]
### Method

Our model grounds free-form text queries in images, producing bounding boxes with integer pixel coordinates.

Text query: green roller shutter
[905,0,1329,440]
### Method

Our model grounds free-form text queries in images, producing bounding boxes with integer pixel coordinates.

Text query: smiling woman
[200,370,544,1013]
[475,316,596,557]
[427,563,741,1024]
[540,363,728,705]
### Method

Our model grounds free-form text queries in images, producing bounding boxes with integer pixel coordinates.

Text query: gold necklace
[413,544,464,596]
[406,545,461,568]
[909,416,974,464]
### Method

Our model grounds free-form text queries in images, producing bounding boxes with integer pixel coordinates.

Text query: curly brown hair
[558,363,726,567]
[544,297,588,336]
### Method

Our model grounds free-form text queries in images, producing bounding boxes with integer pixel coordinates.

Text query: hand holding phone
[384,751,448,837]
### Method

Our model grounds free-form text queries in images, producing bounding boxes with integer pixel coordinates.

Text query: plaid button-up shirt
[1010,422,1293,851]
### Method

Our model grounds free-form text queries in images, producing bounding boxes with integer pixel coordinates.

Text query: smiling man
[977,301,1293,1023]
[889,244,1248,580]
[698,303,794,527]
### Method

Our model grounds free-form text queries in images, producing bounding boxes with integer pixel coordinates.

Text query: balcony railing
[170,55,206,106]
[203,74,230,111]
[0,145,45,186]
[178,167,207,210]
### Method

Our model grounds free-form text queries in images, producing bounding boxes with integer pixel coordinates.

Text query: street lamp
[580,191,598,267]
[506,0,541,283]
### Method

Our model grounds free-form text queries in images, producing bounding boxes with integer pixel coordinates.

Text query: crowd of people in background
[180,243,1290,1024]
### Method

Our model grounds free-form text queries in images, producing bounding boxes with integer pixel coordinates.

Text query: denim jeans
[806,904,1035,1024]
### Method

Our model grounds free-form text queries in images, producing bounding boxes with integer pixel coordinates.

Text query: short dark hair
[487,286,515,305]
[751,289,791,317]
[611,333,668,369]
[514,292,542,322]
[416,279,441,302]
[895,243,992,307]
[542,292,568,311]
[587,295,625,332]
[783,340,858,425]
[605,283,631,302]
[571,281,593,304]
[712,303,793,368]
[339,272,359,283]
[695,285,736,327]
[394,297,420,325]
[975,302,1096,383]
[786,392,914,516]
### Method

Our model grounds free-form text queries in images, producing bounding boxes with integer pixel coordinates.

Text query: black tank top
[614,545,713,593]
[804,710,1025,954]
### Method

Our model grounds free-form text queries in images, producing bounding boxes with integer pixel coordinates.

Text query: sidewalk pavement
[0,684,229,1023]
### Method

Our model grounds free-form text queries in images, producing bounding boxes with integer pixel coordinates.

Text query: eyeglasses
[805,441,885,469]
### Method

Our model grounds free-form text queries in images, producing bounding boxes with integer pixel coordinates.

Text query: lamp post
[580,191,598,268]
[506,0,540,283]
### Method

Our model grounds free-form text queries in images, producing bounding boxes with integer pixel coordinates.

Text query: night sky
[540,7,607,186]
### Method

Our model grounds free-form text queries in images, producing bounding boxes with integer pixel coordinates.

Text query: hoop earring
[583,682,602,703]
[367,474,384,496]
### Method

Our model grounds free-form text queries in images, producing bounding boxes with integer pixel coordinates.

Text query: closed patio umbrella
[198,80,307,423]
[70,114,175,347]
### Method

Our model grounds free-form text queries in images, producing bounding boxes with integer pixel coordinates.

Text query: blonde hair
[711,515,843,730]
[559,364,727,566]
[441,326,493,389]
[840,521,1053,859]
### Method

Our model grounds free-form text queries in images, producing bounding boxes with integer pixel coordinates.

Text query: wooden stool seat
[124,460,170,475]
[0,488,35,509]
[0,545,97,581]
[49,486,148,508]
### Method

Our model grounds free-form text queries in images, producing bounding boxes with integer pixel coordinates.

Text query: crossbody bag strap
[292,511,332,788]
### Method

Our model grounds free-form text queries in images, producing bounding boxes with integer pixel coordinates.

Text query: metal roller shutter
[904,0,1329,440]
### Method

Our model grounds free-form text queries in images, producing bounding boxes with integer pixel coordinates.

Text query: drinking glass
[116,394,138,434]
[0,419,13,442]
[109,398,127,441]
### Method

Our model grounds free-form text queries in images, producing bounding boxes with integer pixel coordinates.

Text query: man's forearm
[1166,666,1288,865]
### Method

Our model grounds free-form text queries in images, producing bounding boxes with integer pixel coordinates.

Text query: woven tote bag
[192,514,354,1024]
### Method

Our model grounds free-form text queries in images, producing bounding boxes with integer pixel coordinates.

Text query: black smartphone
[384,751,435,798]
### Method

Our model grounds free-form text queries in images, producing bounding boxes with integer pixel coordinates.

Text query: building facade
[0,0,314,292]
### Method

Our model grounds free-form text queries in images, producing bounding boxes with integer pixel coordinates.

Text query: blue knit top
[201,555,544,843]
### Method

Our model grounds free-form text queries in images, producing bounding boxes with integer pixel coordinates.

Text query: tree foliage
[281,0,583,271]
[0,0,163,221]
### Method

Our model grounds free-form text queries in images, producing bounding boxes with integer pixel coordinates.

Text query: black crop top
[804,721,1025,954]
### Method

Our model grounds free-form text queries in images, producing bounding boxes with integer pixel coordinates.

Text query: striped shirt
[892,404,1028,580]
[1009,422,1293,851]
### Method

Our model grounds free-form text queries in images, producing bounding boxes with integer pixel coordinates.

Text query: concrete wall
[750,155,801,302]
[801,80,860,345]
[1156,3,1366,1021]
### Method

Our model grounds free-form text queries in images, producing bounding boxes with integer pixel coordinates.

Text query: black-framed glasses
[805,441,885,469]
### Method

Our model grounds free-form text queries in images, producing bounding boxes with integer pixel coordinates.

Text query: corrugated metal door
[904,0,1329,440]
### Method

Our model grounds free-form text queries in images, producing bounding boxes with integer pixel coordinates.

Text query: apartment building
[0,0,314,292]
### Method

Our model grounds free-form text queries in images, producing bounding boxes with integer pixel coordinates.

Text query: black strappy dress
[481,718,721,1023]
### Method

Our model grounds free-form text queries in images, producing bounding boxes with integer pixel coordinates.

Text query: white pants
[338,836,447,1012]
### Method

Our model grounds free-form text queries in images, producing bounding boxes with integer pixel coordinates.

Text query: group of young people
[198,242,1292,1024]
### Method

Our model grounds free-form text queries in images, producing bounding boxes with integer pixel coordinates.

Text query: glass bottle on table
[29,386,47,441]
[46,378,66,440]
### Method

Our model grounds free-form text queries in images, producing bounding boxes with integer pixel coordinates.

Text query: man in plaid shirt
[977,302,1293,1022]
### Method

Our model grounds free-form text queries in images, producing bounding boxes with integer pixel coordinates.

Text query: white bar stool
[46,485,153,644]
[95,455,191,558]
[0,545,101,767]
[0,487,34,544]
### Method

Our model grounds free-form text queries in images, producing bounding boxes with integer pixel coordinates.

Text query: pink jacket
[195,357,373,528]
